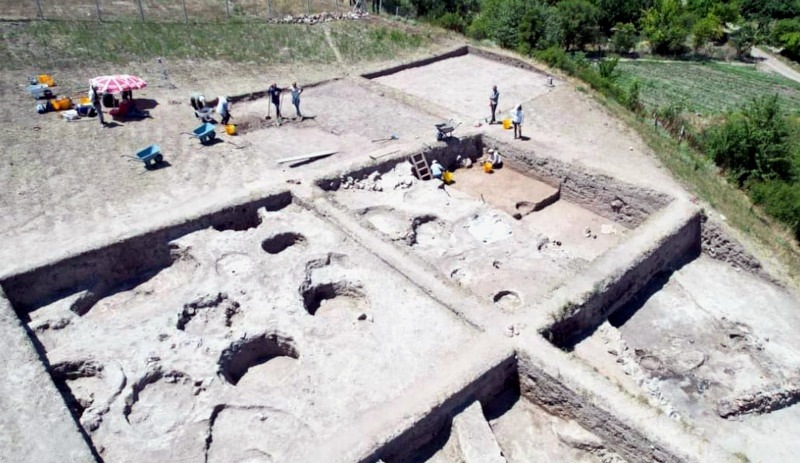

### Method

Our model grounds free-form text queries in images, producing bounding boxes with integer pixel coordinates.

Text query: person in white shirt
[511,104,524,139]
[486,148,503,168]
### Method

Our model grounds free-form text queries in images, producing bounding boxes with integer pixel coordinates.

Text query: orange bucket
[502,118,512,130]
[225,124,237,135]
[483,161,493,173]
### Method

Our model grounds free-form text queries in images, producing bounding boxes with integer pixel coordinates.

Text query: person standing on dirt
[489,85,499,124]
[268,83,284,122]
[217,96,231,125]
[511,104,524,139]
[90,85,106,127]
[290,82,303,119]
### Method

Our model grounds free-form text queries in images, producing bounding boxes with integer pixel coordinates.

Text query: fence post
[307,0,311,15]
[34,0,43,19]
[266,0,270,18]
[137,0,145,21]
[94,0,102,21]
[182,0,188,23]
[225,0,230,18]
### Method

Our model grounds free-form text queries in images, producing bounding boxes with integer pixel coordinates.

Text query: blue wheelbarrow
[190,122,216,144]
[28,84,53,100]
[123,144,163,168]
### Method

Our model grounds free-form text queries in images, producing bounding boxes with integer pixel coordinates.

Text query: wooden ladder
[410,152,432,180]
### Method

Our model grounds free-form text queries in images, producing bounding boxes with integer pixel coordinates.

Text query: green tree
[611,22,638,53]
[730,23,756,58]
[740,0,800,21]
[703,95,794,186]
[692,13,723,51]
[772,18,800,60]
[641,0,691,54]
[556,0,600,50]
[591,0,652,35]
[517,3,562,54]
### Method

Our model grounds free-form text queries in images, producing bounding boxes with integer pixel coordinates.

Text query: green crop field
[616,60,800,115]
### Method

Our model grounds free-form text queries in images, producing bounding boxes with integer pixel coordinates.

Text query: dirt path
[323,25,346,69]
[751,47,800,84]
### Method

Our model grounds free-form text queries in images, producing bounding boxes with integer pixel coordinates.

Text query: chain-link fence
[0,0,415,22]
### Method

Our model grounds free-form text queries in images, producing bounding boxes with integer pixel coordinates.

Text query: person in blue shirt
[430,159,444,179]
[290,82,303,119]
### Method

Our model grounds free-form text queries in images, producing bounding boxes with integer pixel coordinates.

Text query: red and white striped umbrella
[89,75,148,94]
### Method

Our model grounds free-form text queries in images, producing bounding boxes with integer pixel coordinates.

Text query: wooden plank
[276,150,337,164]
[369,150,399,160]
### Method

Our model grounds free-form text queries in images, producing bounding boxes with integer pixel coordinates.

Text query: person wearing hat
[486,148,503,168]
[511,104,524,139]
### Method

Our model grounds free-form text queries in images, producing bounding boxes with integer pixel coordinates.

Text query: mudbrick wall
[485,136,673,228]
[1,191,292,314]
[542,202,702,347]
[517,352,690,463]
[701,216,777,282]
[365,353,517,463]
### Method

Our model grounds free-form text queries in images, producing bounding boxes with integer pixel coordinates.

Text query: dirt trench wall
[0,289,97,463]
[361,46,469,79]
[466,46,553,78]
[517,352,689,463]
[543,203,702,347]
[1,191,292,313]
[484,136,672,228]
[364,353,517,463]
[701,216,775,282]
[316,135,483,191]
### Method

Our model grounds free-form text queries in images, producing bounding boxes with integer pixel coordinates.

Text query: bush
[730,23,756,58]
[623,79,644,112]
[750,180,800,238]
[702,95,795,186]
[433,12,469,32]
[597,56,620,79]
[772,18,800,60]
[611,22,638,53]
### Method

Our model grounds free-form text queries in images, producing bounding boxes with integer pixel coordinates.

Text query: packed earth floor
[2,41,800,463]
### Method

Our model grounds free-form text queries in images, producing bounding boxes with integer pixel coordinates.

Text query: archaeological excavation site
[3,46,800,463]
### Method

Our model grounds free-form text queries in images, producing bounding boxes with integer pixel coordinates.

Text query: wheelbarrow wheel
[437,132,444,141]
[154,154,163,164]
[209,132,216,140]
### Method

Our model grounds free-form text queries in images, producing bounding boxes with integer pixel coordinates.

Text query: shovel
[371,133,398,143]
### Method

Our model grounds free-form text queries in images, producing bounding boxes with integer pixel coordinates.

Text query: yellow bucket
[483,162,493,173]
[79,97,91,105]
[38,74,55,86]
[442,171,454,185]
[225,124,237,135]
[502,118,512,130]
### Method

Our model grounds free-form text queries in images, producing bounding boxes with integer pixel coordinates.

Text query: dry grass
[0,0,354,22]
